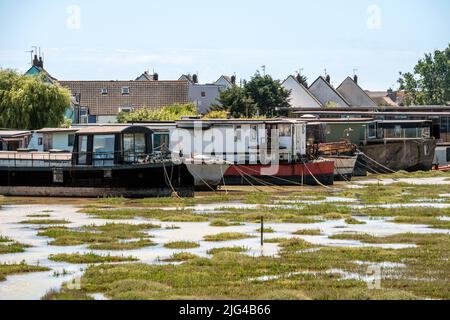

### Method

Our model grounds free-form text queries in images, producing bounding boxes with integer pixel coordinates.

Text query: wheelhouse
[72,126,154,166]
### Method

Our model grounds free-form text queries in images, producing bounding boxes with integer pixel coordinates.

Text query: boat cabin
[28,128,79,152]
[72,125,154,166]
[171,119,307,164]
[375,120,432,141]
[0,130,32,151]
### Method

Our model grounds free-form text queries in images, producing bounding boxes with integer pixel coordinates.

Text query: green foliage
[324,101,339,108]
[296,74,308,87]
[398,44,450,105]
[0,69,71,130]
[203,110,229,119]
[117,103,198,122]
[213,74,290,118]
[212,85,257,118]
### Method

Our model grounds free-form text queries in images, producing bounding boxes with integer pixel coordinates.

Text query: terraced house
[24,56,190,124]
[60,79,189,124]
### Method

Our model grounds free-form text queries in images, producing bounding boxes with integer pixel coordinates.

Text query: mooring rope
[356,150,397,174]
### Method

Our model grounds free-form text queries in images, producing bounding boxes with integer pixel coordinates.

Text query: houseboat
[0,130,32,151]
[305,118,437,174]
[170,119,335,186]
[360,120,436,173]
[0,125,194,197]
[309,140,358,180]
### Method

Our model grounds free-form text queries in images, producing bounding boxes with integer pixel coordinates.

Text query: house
[309,76,351,108]
[28,128,79,152]
[135,71,158,81]
[59,80,190,124]
[179,75,234,114]
[336,76,378,107]
[0,130,33,151]
[24,55,58,83]
[282,75,322,109]
[365,91,398,107]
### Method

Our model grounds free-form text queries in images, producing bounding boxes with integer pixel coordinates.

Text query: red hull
[224,161,335,186]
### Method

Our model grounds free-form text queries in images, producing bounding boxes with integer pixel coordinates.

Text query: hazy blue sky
[0,0,449,90]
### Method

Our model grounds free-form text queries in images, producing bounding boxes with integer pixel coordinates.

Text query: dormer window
[101,88,108,95]
[119,106,133,113]
[121,87,130,95]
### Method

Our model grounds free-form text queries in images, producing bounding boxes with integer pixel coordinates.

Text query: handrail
[0,150,173,168]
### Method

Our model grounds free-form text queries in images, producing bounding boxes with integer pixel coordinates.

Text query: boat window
[153,133,169,153]
[368,123,376,138]
[67,134,75,147]
[446,148,450,162]
[78,135,88,165]
[235,125,242,142]
[279,125,291,137]
[123,133,146,163]
[93,135,115,166]
[251,125,258,141]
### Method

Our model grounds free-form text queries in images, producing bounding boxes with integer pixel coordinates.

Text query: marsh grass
[164,241,200,249]
[49,252,137,264]
[20,219,70,225]
[0,236,32,254]
[161,252,200,262]
[391,216,450,229]
[256,227,275,233]
[41,288,94,300]
[292,229,322,236]
[82,208,208,222]
[206,246,248,255]
[37,223,158,248]
[345,217,366,225]
[88,239,156,251]
[47,228,450,300]
[26,214,51,218]
[209,219,243,227]
[0,262,49,281]
[203,232,255,242]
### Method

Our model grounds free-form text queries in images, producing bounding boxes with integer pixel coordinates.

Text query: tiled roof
[59,80,189,115]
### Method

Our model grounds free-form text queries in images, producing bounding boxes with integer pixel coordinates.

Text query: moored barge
[0,125,194,197]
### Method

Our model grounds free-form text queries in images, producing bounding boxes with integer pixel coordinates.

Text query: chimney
[230,75,236,85]
[32,55,39,68]
[192,74,198,84]
[353,74,358,84]
[153,72,159,81]
[38,56,44,68]
[325,74,331,83]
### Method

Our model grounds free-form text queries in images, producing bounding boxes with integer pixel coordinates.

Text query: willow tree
[0,69,71,130]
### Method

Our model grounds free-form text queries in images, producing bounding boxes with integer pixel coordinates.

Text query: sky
[0,0,449,90]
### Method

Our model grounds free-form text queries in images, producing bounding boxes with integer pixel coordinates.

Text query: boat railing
[380,127,431,141]
[0,151,173,168]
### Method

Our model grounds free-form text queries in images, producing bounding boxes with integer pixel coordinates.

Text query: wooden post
[260,215,264,246]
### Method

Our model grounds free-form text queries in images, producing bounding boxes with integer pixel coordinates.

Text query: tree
[243,74,291,117]
[296,74,308,88]
[398,44,450,106]
[213,74,291,118]
[212,85,256,118]
[203,110,229,119]
[0,69,71,130]
[117,103,198,122]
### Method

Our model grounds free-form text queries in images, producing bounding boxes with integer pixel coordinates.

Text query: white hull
[321,156,357,180]
[186,162,231,189]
